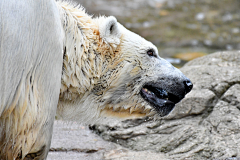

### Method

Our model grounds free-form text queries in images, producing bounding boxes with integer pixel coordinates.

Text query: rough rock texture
[90,51,240,160]
[48,121,167,160]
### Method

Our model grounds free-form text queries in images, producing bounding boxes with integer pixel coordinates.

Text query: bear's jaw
[99,95,153,119]
[140,84,180,117]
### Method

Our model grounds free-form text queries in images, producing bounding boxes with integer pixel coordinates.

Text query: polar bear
[0,0,192,159]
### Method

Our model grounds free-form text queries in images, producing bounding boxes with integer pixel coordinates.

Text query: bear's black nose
[183,79,193,94]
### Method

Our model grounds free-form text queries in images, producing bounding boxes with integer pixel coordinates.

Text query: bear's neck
[57,2,105,101]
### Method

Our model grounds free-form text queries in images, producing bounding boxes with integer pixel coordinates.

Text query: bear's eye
[147,49,156,57]
[110,24,114,34]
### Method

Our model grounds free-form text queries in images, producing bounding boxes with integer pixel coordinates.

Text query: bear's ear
[99,16,121,47]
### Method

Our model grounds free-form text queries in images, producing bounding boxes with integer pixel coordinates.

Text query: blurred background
[73,0,240,67]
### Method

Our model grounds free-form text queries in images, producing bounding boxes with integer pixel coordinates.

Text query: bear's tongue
[140,85,177,117]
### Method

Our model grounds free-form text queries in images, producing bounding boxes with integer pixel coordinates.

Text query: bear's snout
[139,73,193,117]
[183,79,193,94]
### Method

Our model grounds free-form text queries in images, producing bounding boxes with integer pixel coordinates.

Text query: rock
[90,51,240,160]
[166,89,216,119]
[104,149,167,160]
[221,84,240,109]
[48,151,104,160]
[184,51,240,67]
[48,120,116,160]
[195,12,205,21]
[173,52,207,61]
[48,121,167,160]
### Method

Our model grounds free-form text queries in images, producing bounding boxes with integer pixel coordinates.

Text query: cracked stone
[48,121,167,160]
[221,84,240,109]
[166,89,216,119]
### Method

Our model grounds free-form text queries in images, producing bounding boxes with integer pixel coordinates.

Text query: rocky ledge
[49,51,240,160]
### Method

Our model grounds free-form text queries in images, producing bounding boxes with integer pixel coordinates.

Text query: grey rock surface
[90,51,240,160]
[48,121,167,160]
[48,120,111,160]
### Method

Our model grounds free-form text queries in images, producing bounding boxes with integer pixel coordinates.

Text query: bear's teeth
[143,88,148,92]
[143,88,153,95]
[144,88,147,91]
[130,107,134,114]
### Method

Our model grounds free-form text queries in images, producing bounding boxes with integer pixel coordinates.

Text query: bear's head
[58,7,192,122]
[95,16,192,118]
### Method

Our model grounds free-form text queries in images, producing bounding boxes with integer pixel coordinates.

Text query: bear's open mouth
[140,84,181,117]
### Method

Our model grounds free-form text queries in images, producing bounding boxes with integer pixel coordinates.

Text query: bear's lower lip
[140,85,179,117]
